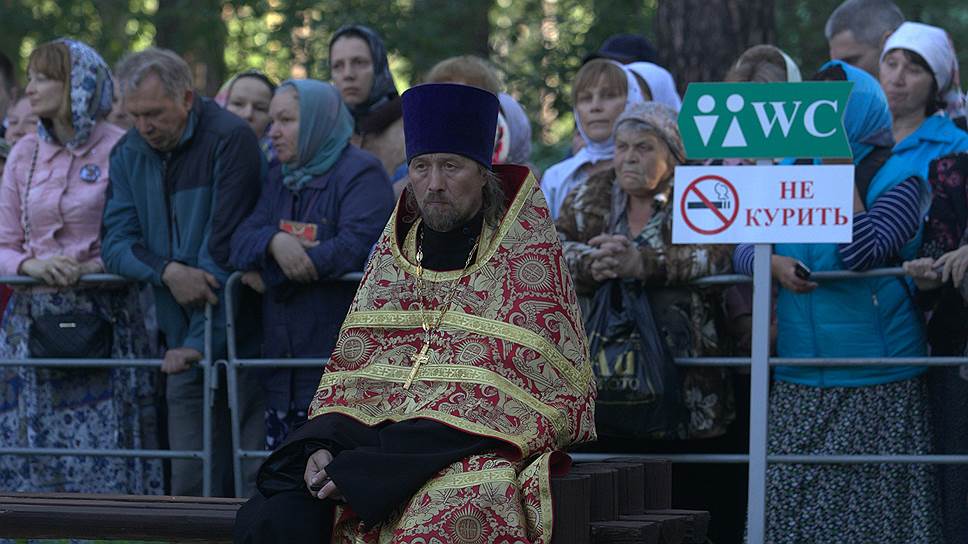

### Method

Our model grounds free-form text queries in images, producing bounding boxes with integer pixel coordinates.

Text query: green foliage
[1,0,966,162]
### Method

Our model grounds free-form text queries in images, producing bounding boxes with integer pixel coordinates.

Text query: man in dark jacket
[102,47,265,496]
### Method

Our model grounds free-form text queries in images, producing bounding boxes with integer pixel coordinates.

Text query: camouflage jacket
[556,169,737,438]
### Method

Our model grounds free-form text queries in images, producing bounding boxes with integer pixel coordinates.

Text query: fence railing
[9,262,967,538]
[220,263,968,544]
[0,274,218,497]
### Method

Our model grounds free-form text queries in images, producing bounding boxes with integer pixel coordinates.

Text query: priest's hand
[269,232,320,283]
[304,448,342,501]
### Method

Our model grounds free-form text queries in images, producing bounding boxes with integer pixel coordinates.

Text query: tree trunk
[655,0,774,94]
[154,0,228,96]
[408,0,491,79]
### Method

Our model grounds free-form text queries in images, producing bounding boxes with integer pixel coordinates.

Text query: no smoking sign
[680,175,739,235]
[672,165,855,244]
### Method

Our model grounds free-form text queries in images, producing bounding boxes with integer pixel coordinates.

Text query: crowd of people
[0,0,967,542]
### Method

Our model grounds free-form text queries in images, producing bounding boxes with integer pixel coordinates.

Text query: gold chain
[404,219,481,389]
[416,220,480,339]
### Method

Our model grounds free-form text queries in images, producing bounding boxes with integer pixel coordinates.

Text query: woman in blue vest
[879,22,968,544]
[879,22,968,179]
[734,60,939,543]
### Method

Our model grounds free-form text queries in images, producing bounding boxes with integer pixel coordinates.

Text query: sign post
[675,81,854,544]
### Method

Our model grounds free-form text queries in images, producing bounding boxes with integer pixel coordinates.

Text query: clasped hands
[20,256,103,287]
[588,234,644,282]
[304,449,343,501]
[904,245,968,290]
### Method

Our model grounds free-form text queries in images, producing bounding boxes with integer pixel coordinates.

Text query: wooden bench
[1,492,588,543]
[0,460,706,544]
[0,493,244,543]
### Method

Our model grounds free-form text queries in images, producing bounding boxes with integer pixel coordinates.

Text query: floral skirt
[759,377,941,544]
[0,287,163,494]
[265,403,307,451]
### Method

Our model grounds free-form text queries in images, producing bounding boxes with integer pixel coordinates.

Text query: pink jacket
[0,121,124,275]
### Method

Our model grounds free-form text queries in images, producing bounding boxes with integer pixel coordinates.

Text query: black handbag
[20,142,114,359]
[28,313,113,359]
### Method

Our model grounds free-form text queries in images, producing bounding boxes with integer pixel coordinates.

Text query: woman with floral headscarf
[0,39,161,493]
[734,60,940,543]
[230,80,393,449]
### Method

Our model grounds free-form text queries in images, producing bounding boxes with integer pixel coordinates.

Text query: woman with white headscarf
[885,22,968,544]
[626,62,683,111]
[879,21,968,180]
[541,59,645,219]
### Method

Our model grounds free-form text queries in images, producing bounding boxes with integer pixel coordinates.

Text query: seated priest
[233,83,597,544]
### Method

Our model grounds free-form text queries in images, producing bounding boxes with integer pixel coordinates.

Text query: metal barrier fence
[221,265,968,542]
[222,271,361,496]
[0,274,218,497]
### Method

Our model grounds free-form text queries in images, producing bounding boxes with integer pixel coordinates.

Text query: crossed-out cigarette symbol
[680,175,740,235]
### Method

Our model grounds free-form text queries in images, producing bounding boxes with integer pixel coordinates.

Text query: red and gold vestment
[309,164,597,543]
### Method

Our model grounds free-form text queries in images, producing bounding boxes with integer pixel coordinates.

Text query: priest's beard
[418,198,482,232]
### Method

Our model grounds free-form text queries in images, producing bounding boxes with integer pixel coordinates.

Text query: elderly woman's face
[879,49,934,119]
[614,126,675,197]
[575,74,627,143]
[268,87,300,165]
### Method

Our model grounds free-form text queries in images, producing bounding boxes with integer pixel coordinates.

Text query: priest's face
[409,153,486,232]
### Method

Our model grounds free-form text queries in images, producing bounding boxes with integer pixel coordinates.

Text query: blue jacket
[230,144,393,410]
[102,97,264,357]
[892,115,968,183]
[774,156,927,387]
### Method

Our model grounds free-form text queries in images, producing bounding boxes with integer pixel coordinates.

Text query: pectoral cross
[403,344,430,389]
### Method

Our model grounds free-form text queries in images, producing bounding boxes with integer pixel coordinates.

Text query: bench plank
[0,494,244,543]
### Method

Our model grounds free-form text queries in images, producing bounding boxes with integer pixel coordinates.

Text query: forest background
[1,0,965,168]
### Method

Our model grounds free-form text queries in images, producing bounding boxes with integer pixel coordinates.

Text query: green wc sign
[678,82,854,159]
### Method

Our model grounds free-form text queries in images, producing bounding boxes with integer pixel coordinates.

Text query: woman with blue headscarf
[230,80,394,449]
[0,39,161,494]
[734,61,940,543]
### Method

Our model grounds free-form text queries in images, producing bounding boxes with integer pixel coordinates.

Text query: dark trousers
[234,490,335,544]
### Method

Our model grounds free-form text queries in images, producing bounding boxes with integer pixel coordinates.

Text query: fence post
[747,242,772,543]
[223,272,246,497]
[202,304,214,497]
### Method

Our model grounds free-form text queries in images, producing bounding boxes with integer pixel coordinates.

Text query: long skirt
[0,286,163,494]
[761,377,941,544]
